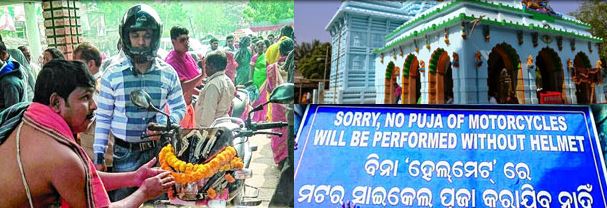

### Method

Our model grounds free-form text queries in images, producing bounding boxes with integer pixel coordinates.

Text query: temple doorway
[487,43,520,104]
[535,47,564,104]
[403,54,422,104]
[574,52,594,104]
[428,48,452,104]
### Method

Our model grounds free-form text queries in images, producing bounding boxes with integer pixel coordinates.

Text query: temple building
[324,0,437,104]
[374,0,604,104]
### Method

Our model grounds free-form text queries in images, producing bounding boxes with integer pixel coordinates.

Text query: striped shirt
[93,56,186,156]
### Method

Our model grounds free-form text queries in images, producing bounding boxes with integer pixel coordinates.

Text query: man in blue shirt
[93,4,186,201]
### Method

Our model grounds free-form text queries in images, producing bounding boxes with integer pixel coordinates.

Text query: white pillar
[24,2,42,63]
[522,62,539,104]
[420,69,428,104]
[595,83,605,103]
[563,69,576,104]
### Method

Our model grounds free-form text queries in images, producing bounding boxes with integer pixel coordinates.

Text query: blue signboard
[294,105,607,207]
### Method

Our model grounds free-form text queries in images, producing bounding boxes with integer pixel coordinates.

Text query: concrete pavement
[241,134,282,207]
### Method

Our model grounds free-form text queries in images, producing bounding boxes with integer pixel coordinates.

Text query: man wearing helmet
[94,4,186,201]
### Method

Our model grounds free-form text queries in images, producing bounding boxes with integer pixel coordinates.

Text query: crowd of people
[0,4,294,207]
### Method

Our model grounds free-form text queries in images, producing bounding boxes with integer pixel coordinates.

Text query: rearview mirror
[269,83,294,104]
[130,90,154,111]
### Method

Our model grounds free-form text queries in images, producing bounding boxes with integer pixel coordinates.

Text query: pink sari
[256,59,287,164]
[252,89,268,122]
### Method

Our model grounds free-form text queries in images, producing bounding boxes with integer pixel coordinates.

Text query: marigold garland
[207,189,217,199]
[158,144,245,184]
[224,174,235,183]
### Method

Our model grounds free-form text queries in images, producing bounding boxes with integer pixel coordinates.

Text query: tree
[296,40,331,80]
[85,1,245,39]
[176,1,246,38]
[570,1,607,61]
[243,0,294,24]
[80,0,247,53]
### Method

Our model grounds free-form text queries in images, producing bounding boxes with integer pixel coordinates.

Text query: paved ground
[143,134,281,207]
[241,134,281,207]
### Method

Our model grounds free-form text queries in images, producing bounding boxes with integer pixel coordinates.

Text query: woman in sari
[234,36,251,86]
[250,40,267,90]
[251,39,269,123]
[255,38,293,166]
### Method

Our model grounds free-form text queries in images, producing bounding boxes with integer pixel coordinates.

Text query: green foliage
[77,0,291,56]
[79,0,250,53]
[244,0,294,24]
[84,1,246,38]
[295,40,331,80]
[571,1,607,59]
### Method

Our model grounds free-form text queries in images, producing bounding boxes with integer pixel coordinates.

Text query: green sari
[235,37,252,86]
[252,53,267,89]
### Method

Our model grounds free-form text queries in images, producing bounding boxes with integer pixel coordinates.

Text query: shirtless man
[0,60,174,207]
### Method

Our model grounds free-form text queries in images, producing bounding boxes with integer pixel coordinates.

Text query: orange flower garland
[207,189,217,199]
[158,144,245,184]
[224,174,235,183]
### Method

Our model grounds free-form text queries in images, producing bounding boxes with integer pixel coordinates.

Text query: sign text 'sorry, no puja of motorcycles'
[295,105,607,208]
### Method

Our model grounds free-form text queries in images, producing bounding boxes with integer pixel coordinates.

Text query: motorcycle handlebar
[257,131,283,137]
[147,123,180,131]
[236,130,283,138]
[236,81,254,89]
[253,122,288,130]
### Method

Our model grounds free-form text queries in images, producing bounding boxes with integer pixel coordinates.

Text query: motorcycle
[130,83,293,206]
[230,81,258,121]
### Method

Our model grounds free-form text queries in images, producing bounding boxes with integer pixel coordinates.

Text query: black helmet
[119,4,162,63]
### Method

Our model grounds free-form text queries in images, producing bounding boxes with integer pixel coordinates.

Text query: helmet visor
[126,13,158,33]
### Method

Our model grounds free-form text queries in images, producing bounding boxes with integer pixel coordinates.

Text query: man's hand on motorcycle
[140,171,175,200]
[145,122,166,140]
[145,128,162,140]
[135,157,166,186]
